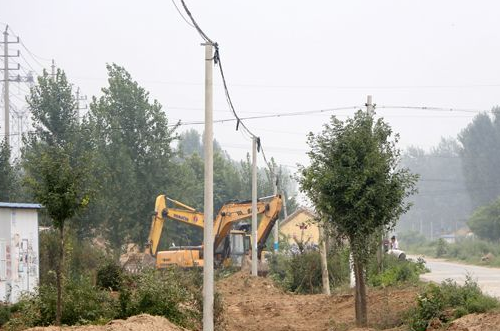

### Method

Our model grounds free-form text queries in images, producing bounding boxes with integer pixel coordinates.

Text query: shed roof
[0,202,42,209]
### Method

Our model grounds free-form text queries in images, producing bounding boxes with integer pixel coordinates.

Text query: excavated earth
[217,272,417,331]
[27,314,187,331]
[24,272,500,331]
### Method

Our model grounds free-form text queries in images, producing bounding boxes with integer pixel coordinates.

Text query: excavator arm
[213,200,267,251]
[213,195,283,257]
[147,195,204,256]
[256,195,283,258]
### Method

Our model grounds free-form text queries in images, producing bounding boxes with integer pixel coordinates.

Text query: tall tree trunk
[353,254,368,326]
[319,226,330,295]
[56,225,64,326]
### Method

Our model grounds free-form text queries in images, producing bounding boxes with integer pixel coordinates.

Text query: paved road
[408,255,500,298]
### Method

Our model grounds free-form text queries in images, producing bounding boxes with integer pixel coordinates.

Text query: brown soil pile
[445,312,500,331]
[217,272,417,331]
[27,314,187,331]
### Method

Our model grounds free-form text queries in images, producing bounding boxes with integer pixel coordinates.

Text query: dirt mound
[218,271,417,331]
[27,314,187,331]
[445,312,500,331]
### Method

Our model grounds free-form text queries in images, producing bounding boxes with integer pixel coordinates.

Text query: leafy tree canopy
[299,110,417,258]
[468,198,500,242]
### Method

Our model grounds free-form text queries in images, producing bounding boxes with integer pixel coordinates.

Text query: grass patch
[405,275,499,331]
[367,255,428,287]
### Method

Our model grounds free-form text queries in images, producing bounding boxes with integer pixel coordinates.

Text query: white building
[0,202,41,303]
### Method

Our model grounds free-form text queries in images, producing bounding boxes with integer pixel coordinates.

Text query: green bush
[368,255,427,287]
[269,248,350,294]
[5,268,221,331]
[5,276,118,330]
[405,275,499,331]
[436,238,449,258]
[0,304,11,327]
[97,260,123,291]
[119,268,224,330]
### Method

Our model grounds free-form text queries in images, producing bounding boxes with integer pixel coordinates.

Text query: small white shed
[0,202,41,303]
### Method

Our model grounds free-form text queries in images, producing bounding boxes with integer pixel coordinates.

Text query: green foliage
[399,138,471,237]
[5,268,222,330]
[459,109,500,209]
[408,237,500,266]
[119,268,224,329]
[0,304,11,327]
[398,230,428,247]
[96,261,123,291]
[405,276,499,331]
[269,248,350,294]
[436,238,449,258]
[367,255,427,287]
[0,139,19,202]
[299,110,418,263]
[5,277,117,330]
[85,63,177,249]
[468,197,500,241]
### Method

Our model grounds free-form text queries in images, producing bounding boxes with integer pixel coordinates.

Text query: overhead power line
[378,105,492,114]
[177,0,278,176]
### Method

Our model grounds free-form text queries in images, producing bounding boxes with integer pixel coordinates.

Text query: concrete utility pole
[366,95,374,115]
[251,137,258,276]
[202,43,214,331]
[1,26,19,146]
[273,165,279,253]
[3,28,9,145]
[282,190,288,219]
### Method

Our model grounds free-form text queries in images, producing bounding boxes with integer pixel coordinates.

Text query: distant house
[280,207,319,247]
[0,202,42,303]
[439,234,456,244]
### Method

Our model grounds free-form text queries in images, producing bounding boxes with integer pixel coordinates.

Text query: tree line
[398,109,500,241]
[0,64,297,252]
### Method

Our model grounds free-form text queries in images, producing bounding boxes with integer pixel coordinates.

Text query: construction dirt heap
[27,314,187,331]
[24,272,500,331]
[217,271,417,331]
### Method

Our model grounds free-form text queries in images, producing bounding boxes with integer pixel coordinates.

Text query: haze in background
[2,0,499,169]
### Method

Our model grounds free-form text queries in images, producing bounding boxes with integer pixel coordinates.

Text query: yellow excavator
[147,194,283,269]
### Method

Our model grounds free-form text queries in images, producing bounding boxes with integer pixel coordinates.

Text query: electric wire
[7,26,52,65]
[177,0,279,177]
[171,0,195,28]
[378,105,491,114]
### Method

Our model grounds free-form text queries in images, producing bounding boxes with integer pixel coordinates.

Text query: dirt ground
[27,314,187,331]
[23,272,500,331]
[445,313,500,331]
[217,272,417,331]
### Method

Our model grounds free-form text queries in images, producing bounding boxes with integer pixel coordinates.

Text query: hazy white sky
[2,0,500,169]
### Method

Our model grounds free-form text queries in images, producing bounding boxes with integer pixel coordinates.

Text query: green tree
[468,198,500,241]
[87,64,177,249]
[24,69,94,325]
[458,109,500,209]
[298,110,417,326]
[399,138,471,238]
[0,139,18,201]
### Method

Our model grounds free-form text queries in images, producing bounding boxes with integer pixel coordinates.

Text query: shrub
[119,268,224,330]
[5,265,220,330]
[436,238,449,257]
[405,275,499,331]
[0,304,11,327]
[5,276,118,330]
[96,260,123,291]
[269,248,350,294]
[368,255,427,287]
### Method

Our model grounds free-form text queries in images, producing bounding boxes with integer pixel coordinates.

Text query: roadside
[409,254,500,298]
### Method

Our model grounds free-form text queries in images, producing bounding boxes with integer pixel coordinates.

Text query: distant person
[390,235,399,250]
